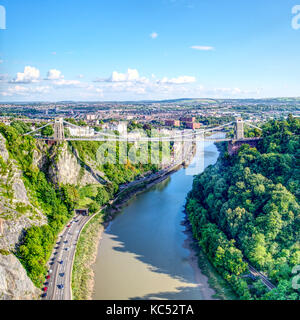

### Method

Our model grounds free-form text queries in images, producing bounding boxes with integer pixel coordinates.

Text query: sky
[0,0,300,101]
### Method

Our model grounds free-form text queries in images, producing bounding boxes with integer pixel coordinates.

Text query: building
[85,114,97,121]
[108,121,128,135]
[185,122,201,130]
[165,120,180,127]
[67,126,95,137]
[180,117,196,123]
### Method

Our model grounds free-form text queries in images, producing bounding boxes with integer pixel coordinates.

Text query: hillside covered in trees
[0,121,159,293]
[186,116,300,300]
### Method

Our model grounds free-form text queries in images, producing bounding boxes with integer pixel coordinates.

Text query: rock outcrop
[0,134,45,300]
[0,254,39,300]
[0,134,46,250]
[48,142,101,186]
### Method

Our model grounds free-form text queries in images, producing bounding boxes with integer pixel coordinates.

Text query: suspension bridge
[23,117,262,144]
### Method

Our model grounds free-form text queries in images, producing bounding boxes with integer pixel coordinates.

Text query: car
[43,287,48,292]
[64,240,68,244]
[57,284,64,290]
[67,225,71,228]
[59,273,65,277]
[59,260,64,264]
[46,275,50,280]
[64,248,69,251]
[41,293,47,298]
[49,270,53,274]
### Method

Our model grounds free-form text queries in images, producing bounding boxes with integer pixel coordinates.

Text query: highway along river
[92,139,221,300]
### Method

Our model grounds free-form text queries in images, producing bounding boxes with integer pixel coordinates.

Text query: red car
[43,287,48,292]
[46,275,50,280]
[67,225,71,228]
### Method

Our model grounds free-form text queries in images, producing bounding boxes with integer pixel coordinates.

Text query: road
[43,213,90,300]
[42,143,194,300]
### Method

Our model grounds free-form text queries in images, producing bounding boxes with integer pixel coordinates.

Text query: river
[92,139,221,300]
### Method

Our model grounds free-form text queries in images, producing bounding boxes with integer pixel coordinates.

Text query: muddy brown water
[93,139,222,300]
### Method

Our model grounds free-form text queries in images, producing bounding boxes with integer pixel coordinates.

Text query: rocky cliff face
[0,135,105,300]
[0,134,45,300]
[0,254,39,300]
[47,142,101,186]
[0,134,47,251]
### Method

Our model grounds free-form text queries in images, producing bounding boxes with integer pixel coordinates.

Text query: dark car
[46,275,50,280]
[57,284,64,290]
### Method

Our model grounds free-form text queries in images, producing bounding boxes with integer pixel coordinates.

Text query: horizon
[1,96,300,105]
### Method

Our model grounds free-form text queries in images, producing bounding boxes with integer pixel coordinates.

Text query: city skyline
[1,0,300,101]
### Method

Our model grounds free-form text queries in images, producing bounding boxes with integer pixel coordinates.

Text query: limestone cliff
[47,142,101,186]
[0,134,47,250]
[0,134,46,300]
[0,253,39,300]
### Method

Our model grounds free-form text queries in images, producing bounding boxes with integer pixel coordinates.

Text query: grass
[71,212,104,300]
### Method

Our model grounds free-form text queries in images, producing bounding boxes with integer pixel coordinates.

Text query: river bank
[92,140,228,300]
[71,162,187,300]
[72,140,234,300]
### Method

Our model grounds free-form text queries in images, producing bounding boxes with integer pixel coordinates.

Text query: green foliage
[11,121,32,135]
[88,201,100,214]
[41,125,54,137]
[0,123,72,286]
[0,249,11,256]
[186,116,300,300]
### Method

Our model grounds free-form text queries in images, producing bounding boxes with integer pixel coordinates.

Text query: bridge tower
[53,117,65,141]
[235,118,244,140]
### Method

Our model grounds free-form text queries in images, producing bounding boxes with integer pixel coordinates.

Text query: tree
[88,202,100,214]
[41,125,54,137]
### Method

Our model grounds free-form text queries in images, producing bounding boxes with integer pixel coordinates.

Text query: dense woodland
[186,115,300,300]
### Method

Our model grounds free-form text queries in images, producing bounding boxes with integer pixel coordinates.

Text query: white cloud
[190,45,214,51]
[53,79,81,86]
[159,75,196,84]
[150,32,158,39]
[46,69,64,80]
[11,66,40,83]
[96,68,141,83]
[1,85,50,96]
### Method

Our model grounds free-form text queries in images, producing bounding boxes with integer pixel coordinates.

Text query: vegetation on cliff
[0,123,159,288]
[186,115,300,300]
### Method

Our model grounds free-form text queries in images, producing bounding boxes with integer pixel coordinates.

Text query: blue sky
[0,0,300,101]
